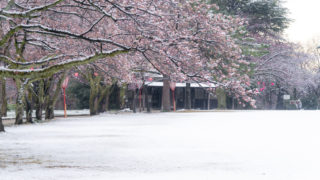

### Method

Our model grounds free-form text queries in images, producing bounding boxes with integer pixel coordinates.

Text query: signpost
[61,77,69,118]
[283,95,290,100]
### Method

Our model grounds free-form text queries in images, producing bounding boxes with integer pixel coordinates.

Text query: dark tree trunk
[98,85,112,113]
[161,76,171,112]
[94,97,99,114]
[132,89,137,113]
[119,85,126,109]
[0,104,4,132]
[185,83,191,109]
[44,73,66,120]
[88,71,102,116]
[139,87,142,112]
[35,104,43,120]
[216,88,227,109]
[0,115,4,132]
[142,86,145,111]
[89,86,99,115]
[232,97,235,110]
[105,95,110,112]
[1,77,7,117]
[35,80,45,121]
[276,90,284,110]
[89,89,98,115]
[25,94,33,123]
[145,86,151,113]
[97,87,106,113]
[100,90,111,113]
[114,84,121,110]
[98,97,106,113]
[89,81,98,115]
[45,104,54,120]
[15,79,24,125]
[15,101,24,124]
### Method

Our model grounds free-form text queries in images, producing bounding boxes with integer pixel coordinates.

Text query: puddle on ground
[0,148,48,169]
[0,149,110,171]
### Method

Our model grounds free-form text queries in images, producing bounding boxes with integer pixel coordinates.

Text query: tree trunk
[15,99,24,125]
[45,104,55,120]
[98,97,106,113]
[216,88,227,109]
[0,114,4,132]
[114,84,121,110]
[185,83,191,109]
[35,80,44,121]
[145,85,151,113]
[232,97,235,110]
[139,87,142,112]
[35,105,42,120]
[89,88,97,115]
[45,93,55,120]
[105,94,110,112]
[142,86,145,111]
[1,77,7,117]
[133,89,137,113]
[25,93,33,123]
[0,100,4,132]
[119,84,126,109]
[89,80,99,115]
[89,89,98,115]
[88,72,101,116]
[15,79,24,125]
[94,96,99,114]
[44,73,66,120]
[0,87,4,131]
[276,90,284,110]
[98,85,111,113]
[162,75,171,112]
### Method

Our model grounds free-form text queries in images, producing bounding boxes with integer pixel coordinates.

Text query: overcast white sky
[284,0,320,45]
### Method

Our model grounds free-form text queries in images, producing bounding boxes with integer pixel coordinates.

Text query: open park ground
[1,110,320,180]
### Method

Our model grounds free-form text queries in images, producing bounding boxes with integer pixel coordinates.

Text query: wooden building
[127,82,219,111]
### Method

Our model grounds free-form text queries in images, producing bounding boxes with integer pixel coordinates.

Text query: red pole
[63,88,67,118]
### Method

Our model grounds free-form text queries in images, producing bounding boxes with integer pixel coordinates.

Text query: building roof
[145,82,216,88]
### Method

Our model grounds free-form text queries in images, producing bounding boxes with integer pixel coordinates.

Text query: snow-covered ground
[1,110,320,180]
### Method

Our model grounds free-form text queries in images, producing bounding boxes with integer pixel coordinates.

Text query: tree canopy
[210,0,290,35]
[0,0,256,104]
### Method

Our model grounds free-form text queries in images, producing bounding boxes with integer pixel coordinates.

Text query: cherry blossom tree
[250,40,310,109]
[0,0,257,130]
